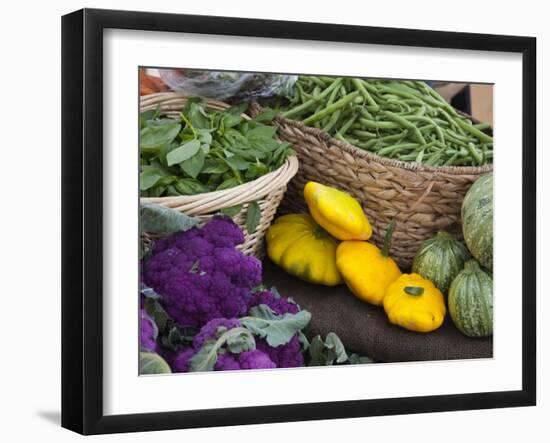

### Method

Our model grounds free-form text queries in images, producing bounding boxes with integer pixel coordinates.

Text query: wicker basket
[249,103,492,269]
[140,93,299,259]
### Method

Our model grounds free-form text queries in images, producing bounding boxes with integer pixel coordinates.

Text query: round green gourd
[412,230,470,296]
[462,173,493,270]
[448,260,493,337]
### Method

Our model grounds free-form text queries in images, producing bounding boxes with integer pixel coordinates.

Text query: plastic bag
[159,69,297,102]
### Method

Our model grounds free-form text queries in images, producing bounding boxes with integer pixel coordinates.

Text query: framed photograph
[61,8,536,435]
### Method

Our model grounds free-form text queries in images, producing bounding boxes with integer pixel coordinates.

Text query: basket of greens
[251,77,493,268]
[140,92,298,259]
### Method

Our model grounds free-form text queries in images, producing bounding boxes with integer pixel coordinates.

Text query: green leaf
[140,123,181,153]
[216,177,241,191]
[197,129,213,145]
[245,201,261,235]
[253,108,279,123]
[143,298,169,332]
[180,148,206,179]
[308,332,349,366]
[139,203,199,235]
[188,327,255,372]
[241,304,311,347]
[202,159,230,174]
[227,102,249,115]
[220,204,243,217]
[225,155,250,171]
[174,178,210,195]
[166,139,201,166]
[140,168,164,191]
[347,353,374,365]
[139,352,171,375]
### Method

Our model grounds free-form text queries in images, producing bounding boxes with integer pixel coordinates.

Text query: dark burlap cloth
[262,259,492,362]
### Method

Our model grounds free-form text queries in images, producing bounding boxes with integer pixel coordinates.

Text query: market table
[262,259,492,363]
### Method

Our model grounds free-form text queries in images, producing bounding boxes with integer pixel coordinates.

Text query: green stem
[404,286,425,296]
[381,220,396,258]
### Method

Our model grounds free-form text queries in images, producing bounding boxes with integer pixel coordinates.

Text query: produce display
[139,205,372,373]
[383,273,446,333]
[266,214,343,286]
[462,173,493,270]
[448,260,493,338]
[138,69,495,372]
[412,230,471,296]
[140,98,293,197]
[280,76,493,166]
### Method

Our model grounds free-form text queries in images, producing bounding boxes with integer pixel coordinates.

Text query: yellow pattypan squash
[336,221,401,305]
[304,181,372,241]
[383,273,446,333]
[266,214,343,286]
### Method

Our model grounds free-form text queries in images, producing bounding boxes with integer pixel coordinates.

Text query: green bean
[415,149,426,163]
[383,111,426,144]
[351,78,380,111]
[303,91,360,125]
[466,142,483,164]
[352,129,378,139]
[337,114,359,137]
[322,109,342,133]
[444,152,459,165]
[282,78,343,118]
[455,118,494,144]
[377,143,421,157]
[308,76,329,88]
[474,122,492,131]
[359,117,401,130]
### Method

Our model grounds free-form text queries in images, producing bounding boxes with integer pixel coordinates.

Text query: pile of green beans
[281,76,493,166]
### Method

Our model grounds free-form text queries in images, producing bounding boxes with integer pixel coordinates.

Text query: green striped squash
[412,230,470,296]
[448,260,493,337]
[462,173,493,270]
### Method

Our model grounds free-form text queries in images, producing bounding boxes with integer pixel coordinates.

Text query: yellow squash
[266,214,343,286]
[304,181,372,241]
[383,273,446,333]
[336,221,401,305]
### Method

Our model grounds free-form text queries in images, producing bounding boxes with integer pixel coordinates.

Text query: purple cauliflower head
[248,290,304,368]
[248,290,300,315]
[193,318,242,350]
[256,335,304,368]
[170,347,195,373]
[139,309,158,351]
[143,217,262,327]
[238,349,276,369]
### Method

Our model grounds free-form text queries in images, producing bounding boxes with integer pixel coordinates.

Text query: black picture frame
[61,8,537,435]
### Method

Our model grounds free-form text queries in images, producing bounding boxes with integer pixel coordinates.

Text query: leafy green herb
[220,204,243,217]
[245,201,262,234]
[140,99,292,197]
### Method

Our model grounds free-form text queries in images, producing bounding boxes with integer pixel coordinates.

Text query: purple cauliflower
[139,309,158,351]
[238,350,276,369]
[170,347,195,373]
[256,335,304,368]
[169,317,275,372]
[248,290,305,368]
[248,290,300,315]
[143,217,262,327]
[193,317,242,350]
